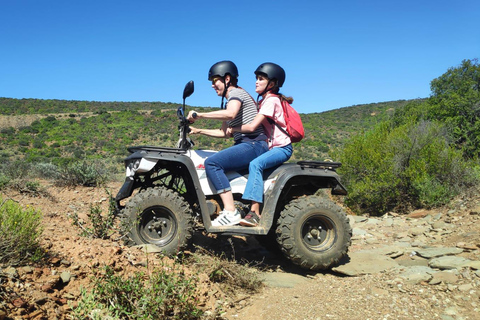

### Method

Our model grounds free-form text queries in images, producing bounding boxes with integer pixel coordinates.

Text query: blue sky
[1,0,479,114]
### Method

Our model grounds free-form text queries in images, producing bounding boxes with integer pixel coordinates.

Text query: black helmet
[254,62,286,87]
[208,60,239,80]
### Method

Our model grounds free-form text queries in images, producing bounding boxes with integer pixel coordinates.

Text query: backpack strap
[264,95,290,137]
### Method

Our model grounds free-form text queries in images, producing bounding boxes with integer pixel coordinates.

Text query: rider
[187,60,268,226]
[228,62,293,226]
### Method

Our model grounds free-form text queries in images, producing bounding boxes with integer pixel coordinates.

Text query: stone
[458,283,474,291]
[408,226,429,237]
[399,266,435,284]
[332,251,399,276]
[60,271,72,283]
[408,209,430,219]
[396,257,429,267]
[352,215,368,223]
[261,272,308,288]
[466,260,480,270]
[352,228,368,236]
[416,247,463,259]
[429,256,472,270]
[429,271,459,285]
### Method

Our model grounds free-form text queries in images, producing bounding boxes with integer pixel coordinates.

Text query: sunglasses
[211,77,222,85]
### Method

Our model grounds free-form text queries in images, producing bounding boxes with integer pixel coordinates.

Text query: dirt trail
[2,182,480,319]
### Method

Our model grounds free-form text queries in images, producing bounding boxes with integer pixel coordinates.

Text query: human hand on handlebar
[189,126,200,134]
[187,111,198,123]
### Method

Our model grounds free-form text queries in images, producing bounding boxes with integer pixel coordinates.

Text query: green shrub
[70,193,116,239]
[334,119,479,215]
[0,160,33,180]
[71,265,203,320]
[0,173,9,189]
[33,162,62,180]
[57,160,107,187]
[0,196,44,264]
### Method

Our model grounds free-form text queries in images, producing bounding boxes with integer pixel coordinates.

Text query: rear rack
[297,161,342,169]
[127,145,187,154]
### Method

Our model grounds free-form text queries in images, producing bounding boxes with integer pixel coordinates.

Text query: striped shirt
[226,87,265,142]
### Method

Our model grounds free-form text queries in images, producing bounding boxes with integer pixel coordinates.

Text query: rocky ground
[1,182,480,320]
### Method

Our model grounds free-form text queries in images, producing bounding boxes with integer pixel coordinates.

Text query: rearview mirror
[183,81,194,100]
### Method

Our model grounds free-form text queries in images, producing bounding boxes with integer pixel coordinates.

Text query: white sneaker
[212,209,241,226]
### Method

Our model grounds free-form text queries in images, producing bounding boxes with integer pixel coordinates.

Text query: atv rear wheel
[122,186,193,255]
[276,196,351,271]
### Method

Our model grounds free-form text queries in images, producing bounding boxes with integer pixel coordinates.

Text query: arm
[190,121,229,138]
[230,113,266,133]
[187,99,241,122]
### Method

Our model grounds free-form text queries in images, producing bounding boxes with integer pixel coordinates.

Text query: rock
[3,267,18,278]
[399,266,435,284]
[429,271,459,285]
[415,247,464,259]
[396,257,429,267]
[458,283,473,291]
[261,272,308,288]
[429,256,472,270]
[332,251,399,276]
[408,226,429,237]
[456,242,478,251]
[366,218,380,225]
[466,261,480,270]
[352,215,368,223]
[382,217,394,227]
[408,209,430,219]
[60,271,72,283]
[432,221,446,229]
[352,228,368,236]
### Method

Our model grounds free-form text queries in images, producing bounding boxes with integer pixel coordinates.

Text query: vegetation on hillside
[0,58,478,217]
[335,59,480,215]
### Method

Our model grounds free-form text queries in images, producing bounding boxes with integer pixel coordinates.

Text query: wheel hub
[302,218,330,248]
[140,207,175,244]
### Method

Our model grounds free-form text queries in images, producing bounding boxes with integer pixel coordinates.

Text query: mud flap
[115,178,134,202]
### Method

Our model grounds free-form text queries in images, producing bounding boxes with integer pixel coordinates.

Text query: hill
[0,97,421,166]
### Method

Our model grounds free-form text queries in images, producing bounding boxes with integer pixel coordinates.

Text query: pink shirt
[259,94,292,149]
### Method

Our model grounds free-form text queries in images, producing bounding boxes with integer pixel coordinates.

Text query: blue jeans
[205,140,268,193]
[242,144,293,203]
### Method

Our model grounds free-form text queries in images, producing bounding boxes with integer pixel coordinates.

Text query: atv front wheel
[276,196,351,271]
[122,187,193,255]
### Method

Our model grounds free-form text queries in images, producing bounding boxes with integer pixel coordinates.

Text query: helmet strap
[220,78,230,109]
[256,80,274,104]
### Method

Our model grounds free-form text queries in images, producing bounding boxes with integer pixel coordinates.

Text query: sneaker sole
[239,219,258,227]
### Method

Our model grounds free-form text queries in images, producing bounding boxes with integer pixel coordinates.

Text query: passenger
[228,63,293,227]
[187,60,268,226]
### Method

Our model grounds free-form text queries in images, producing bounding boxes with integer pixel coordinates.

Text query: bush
[0,196,44,264]
[71,265,203,320]
[32,162,62,180]
[0,160,33,180]
[57,160,107,187]
[70,193,116,239]
[334,119,479,215]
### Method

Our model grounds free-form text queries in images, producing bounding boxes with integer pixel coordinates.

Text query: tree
[428,58,480,159]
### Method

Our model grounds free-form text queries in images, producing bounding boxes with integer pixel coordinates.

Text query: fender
[115,146,212,226]
[260,162,346,232]
[206,161,347,235]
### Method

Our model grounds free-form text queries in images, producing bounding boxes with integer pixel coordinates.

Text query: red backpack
[270,97,305,143]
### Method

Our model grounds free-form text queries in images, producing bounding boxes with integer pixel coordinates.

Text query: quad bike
[114,81,352,271]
